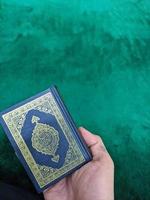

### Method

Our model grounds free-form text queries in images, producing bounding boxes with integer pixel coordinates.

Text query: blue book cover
[0,85,92,193]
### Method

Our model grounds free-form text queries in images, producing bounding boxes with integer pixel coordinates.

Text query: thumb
[78,127,107,161]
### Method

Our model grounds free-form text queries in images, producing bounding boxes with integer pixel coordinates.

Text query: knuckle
[111,159,115,168]
[107,156,114,168]
[95,135,103,143]
[102,153,114,165]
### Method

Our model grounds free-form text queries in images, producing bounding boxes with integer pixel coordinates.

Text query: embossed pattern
[2,92,85,189]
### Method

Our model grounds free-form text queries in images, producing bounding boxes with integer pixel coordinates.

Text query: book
[0,85,92,193]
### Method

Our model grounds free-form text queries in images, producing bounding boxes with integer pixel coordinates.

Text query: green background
[0,0,150,199]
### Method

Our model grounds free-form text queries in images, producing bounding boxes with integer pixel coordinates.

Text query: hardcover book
[0,85,92,193]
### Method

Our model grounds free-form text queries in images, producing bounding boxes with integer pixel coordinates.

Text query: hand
[43,127,114,200]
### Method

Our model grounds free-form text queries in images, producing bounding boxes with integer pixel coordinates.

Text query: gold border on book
[2,92,85,188]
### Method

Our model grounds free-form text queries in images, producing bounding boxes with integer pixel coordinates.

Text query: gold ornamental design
[31,116,60,162]
[2,92,85,188]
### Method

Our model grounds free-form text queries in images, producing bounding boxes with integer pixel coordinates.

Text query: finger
[78,127,107,161]
[79,127,105,147]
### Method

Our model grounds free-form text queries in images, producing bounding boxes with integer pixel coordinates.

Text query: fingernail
[79,126,85,130]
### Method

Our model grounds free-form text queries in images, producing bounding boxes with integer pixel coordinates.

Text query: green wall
[0,0,150,199]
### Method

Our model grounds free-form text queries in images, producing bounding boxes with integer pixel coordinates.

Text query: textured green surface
[0,0,150,199]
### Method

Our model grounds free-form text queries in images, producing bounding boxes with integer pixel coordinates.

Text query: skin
[43,127,114,200]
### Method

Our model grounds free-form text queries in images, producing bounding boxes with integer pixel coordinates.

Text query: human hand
[43,127,114,200]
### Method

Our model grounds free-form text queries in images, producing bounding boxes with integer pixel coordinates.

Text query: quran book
[0,85,92,193]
